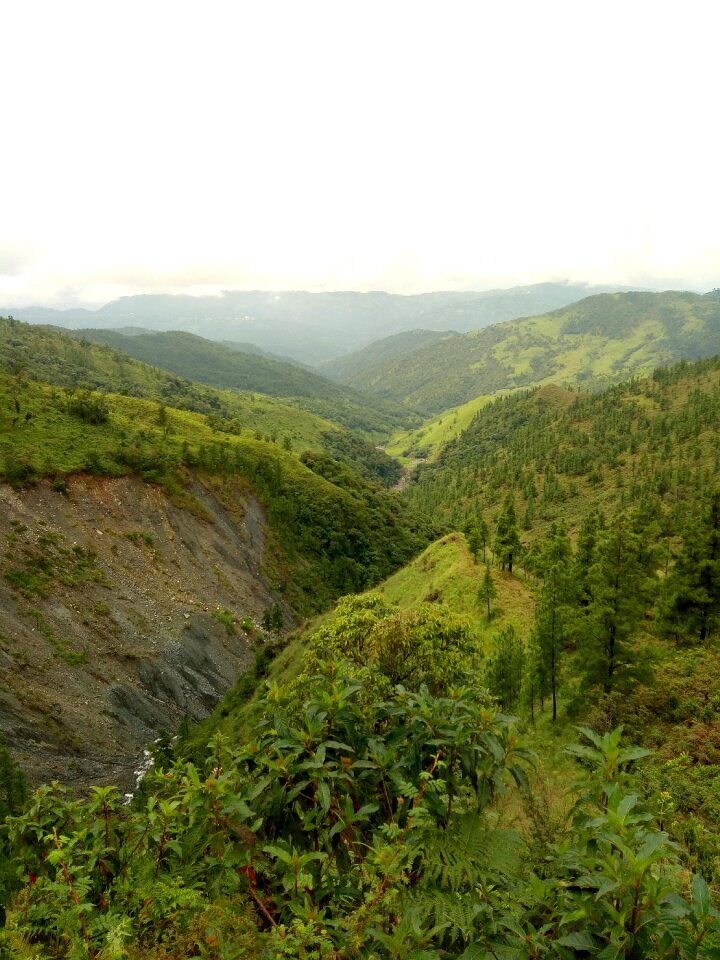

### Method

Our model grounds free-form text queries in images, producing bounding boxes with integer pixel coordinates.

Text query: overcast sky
[2,1,719,307]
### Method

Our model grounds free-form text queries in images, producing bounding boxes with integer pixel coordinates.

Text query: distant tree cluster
[66,391,110,424]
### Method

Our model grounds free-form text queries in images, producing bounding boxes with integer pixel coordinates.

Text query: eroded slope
[0,474,286,789]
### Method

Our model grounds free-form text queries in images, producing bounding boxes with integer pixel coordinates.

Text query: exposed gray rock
[0,474,286,791]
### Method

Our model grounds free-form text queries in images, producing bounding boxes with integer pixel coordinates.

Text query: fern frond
[403,890,484,946]
[410,812,523,890]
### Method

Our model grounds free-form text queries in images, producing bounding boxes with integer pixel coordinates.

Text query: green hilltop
[330,290,720,415]
[319,328,456,383]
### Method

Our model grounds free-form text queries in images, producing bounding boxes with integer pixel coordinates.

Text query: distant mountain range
[2,283,643,363]
[324,291,720,415]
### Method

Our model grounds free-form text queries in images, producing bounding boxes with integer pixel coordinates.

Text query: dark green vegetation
[4,600,719,958]
[5,282,635,362]
[330,291,720,415]
[74,328,414,437]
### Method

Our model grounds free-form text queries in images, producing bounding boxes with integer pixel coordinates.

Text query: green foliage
[261,603,284,633]
[464,515,489,565]
[76,326,416,437]
[319,429,403,486]
[579,511,657,695]
[0,736,27,925]
[406,353,720,538]
[224,443,434,611]
[4,709,717,958]
[2,647,530,958]
[0,316,374,459]
[477,564,498,621]
[302,593,480,697]
[212,608,235,634]
[525,523,574,721]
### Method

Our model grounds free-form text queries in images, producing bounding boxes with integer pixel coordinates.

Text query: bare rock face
[0,474,287,790]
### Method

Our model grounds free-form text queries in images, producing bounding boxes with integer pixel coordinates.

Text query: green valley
[2,298,720,959]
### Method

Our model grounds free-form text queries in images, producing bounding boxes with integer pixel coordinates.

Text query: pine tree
[580,511,656,694]
[478,564,498,621]
[485,624,524,711]
[529,524,574,721]
[659,490,720,644]
[477,516,489,563]
[494,494,521,573]
[574,510,601,614]
[464,514,489,564]
[0,735,27,819]
[466,526,481,564]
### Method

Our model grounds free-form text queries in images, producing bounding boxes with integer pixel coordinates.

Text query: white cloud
[1,0,719,306]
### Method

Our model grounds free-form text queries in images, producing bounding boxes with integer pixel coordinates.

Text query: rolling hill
[0,317,409,487]
[318,328,457,382]
[328,290,720,415]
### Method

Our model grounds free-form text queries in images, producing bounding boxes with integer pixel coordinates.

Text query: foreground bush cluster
[1,599,718,959]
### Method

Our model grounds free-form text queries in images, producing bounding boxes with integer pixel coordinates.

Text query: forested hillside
[0,317,405,484]
[73,328,414,437]
[330,290,720,414]
[406,353,720,534]
[319,328,456,382]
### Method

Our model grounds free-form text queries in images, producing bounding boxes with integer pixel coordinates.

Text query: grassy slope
[0,318,341,453]
[375,532,533,637]
[0,376,334,474]
[384,392,508,462]
[330,291,720,415]
[75,328,416,437]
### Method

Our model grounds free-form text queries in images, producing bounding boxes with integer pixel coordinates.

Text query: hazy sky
[2,1,719,307]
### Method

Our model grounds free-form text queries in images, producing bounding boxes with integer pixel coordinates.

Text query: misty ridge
[3,281,644,363]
